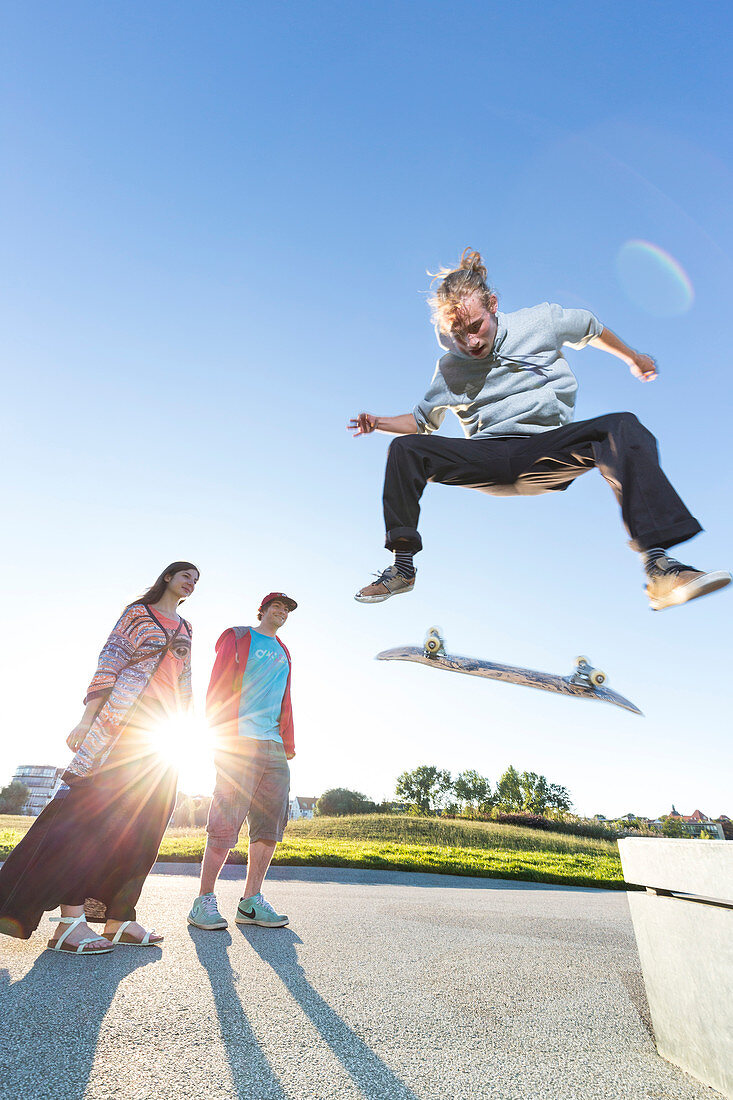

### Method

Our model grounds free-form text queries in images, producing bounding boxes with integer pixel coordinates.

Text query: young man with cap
[188,593,297,930]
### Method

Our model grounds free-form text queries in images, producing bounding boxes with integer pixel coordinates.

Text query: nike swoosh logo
[240,907,256,919]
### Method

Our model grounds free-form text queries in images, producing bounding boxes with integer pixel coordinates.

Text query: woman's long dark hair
[134,561,200,607]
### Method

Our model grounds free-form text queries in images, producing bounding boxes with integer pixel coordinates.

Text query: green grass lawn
[0,812,626,889]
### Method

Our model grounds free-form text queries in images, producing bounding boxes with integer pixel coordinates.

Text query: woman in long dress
[0,561,199,954]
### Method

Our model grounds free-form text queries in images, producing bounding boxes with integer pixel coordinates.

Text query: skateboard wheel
[425,636,441,654]
[427,626,442,637]
[590,669,606,686]
[575,655,590,667]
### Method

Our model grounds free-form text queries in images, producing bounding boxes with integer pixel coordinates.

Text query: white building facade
[289,796,316,820]
[11,764,65,815]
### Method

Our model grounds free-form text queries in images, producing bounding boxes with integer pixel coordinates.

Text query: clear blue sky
[2,1,732,818]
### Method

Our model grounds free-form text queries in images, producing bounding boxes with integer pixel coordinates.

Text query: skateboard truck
[570,655,607,688]
[423,626,446,658]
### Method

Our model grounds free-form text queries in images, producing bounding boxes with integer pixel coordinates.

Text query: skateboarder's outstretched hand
[629,353,658,383]
[348,413,378,435]
[590,328,658,383]
[348,412,418,436]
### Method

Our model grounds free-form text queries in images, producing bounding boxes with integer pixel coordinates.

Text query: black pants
[383,412,701,554]
[0,726,177,939]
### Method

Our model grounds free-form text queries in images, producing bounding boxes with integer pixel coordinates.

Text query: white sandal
[101,920,163,946]
[46,914,113,955]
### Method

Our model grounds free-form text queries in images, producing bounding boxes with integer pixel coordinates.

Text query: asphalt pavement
[0,865,722,1100]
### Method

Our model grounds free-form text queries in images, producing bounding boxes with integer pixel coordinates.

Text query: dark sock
[642,547,695,578]
[393,548,415,579]
[642,547,667,576]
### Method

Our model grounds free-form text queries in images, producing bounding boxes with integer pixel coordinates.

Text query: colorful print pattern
[64,603,193,780]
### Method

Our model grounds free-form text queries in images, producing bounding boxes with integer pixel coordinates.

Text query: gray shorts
[206,737,290,849]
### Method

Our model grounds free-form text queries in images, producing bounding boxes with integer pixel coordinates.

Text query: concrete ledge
[618,839,732,1099]
[619,837,732,901]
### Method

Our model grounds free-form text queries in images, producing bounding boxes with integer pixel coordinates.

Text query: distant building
[661,806,726,840]
[11,764,65,816]
[289,796,316,821]
[605,806,729,839]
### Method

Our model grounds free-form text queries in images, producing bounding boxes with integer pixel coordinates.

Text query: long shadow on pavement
[240,925,420,1100]
[189,928,288,1100]
[0,950,159,1100]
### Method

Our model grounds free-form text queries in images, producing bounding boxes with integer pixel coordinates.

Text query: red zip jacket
[206,626,294,755]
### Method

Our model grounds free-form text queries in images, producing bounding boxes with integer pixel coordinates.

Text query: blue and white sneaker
[187,893,228,930]
[235,893,289,927]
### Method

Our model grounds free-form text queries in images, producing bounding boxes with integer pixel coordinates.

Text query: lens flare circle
[616,239,694,317]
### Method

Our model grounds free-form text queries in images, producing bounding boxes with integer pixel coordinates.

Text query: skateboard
[376,627,643,715]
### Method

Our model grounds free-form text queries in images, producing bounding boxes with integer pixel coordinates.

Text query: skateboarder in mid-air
[349,249,730,611]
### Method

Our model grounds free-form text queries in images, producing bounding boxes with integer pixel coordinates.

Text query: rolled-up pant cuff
[630,518,703,554]
[206,833,237,852]
[385,527,422,553]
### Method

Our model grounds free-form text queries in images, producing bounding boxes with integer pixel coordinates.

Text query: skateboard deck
[376,628,643,715]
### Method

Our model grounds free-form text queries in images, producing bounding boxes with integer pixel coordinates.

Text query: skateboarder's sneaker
[645,555,731,611]
[354,565,416,603]
[187,893,228,930]
[235,893,289,927]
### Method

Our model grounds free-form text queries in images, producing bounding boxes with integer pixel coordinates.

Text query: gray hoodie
[413,302,603,438]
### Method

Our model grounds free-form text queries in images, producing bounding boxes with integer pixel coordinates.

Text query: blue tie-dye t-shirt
[238,629,289,743]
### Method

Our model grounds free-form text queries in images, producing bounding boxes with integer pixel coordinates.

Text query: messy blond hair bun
[427,247,496,332]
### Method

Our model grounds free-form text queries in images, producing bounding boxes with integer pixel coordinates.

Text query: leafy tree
[542,780,572,813]
[395,765,452,815]
[453,769,492,810]
[171,793,211,827]
[477,794,498,814]
[191,796,212,827]
[661,815,689,838]
[171,793,193,827]
[495,767,572,815]
[495,765,523,810]
[316,788,376,816]
[0,782,30,815]
[519,771,547,814]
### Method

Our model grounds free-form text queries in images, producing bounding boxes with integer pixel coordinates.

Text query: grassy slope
[1,813,625,889]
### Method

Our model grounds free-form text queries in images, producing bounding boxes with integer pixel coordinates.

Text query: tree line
[317,764,572,818]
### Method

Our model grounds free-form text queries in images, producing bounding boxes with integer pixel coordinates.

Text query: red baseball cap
[258,591,298,614]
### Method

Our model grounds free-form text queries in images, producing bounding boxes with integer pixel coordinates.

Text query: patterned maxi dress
[0,603,192,939]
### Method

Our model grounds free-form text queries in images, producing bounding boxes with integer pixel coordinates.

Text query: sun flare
[148,714,216,796]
